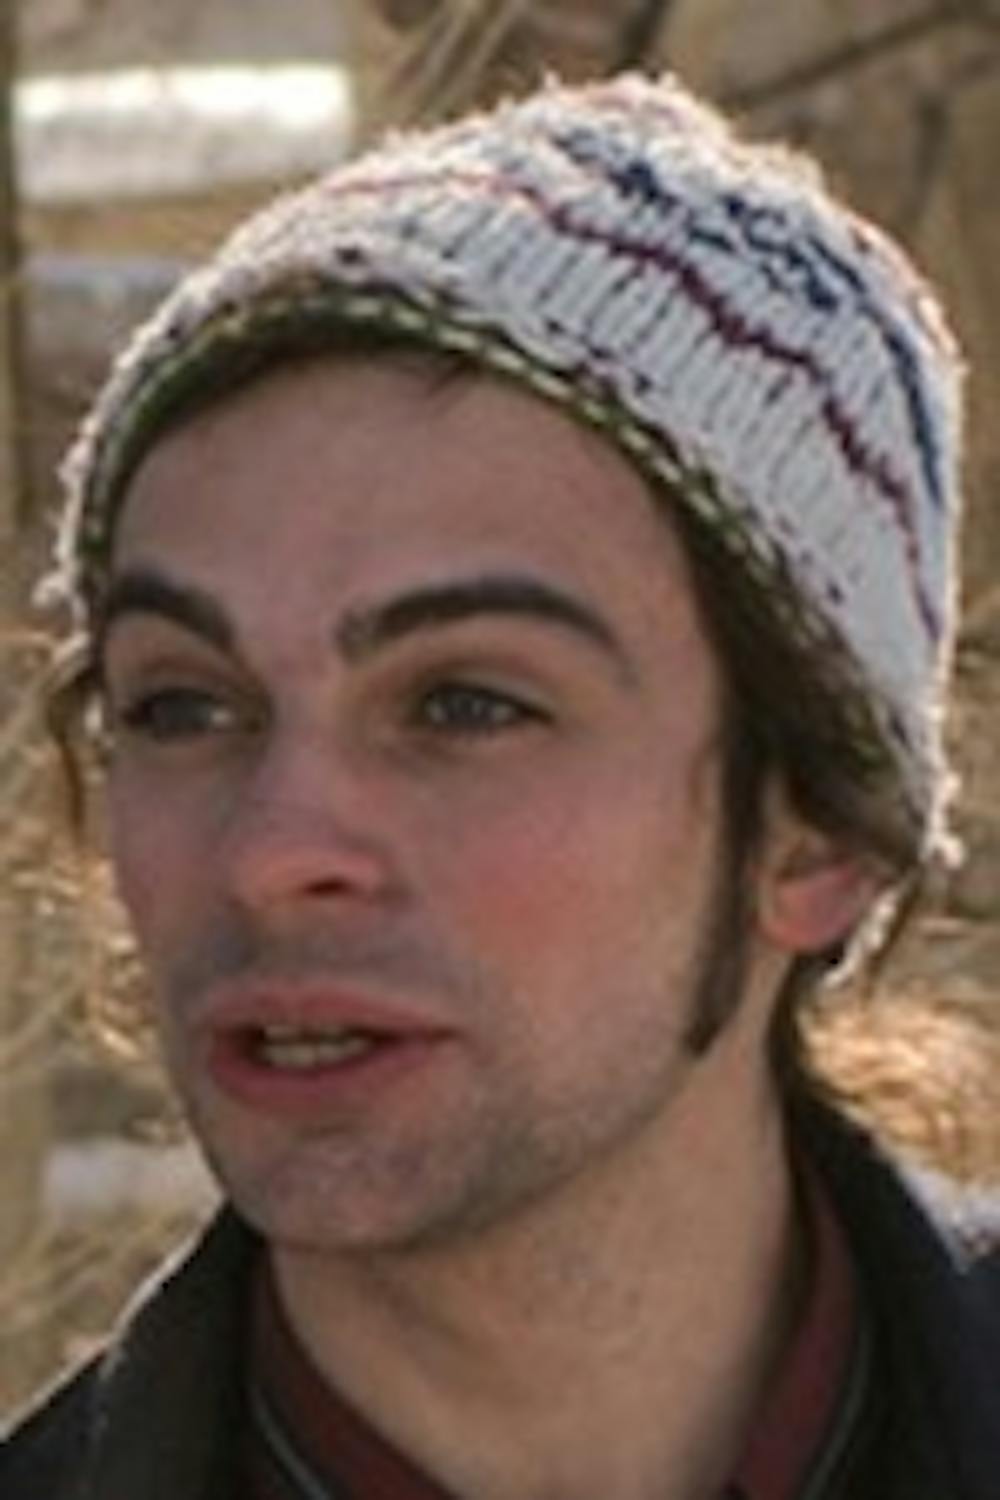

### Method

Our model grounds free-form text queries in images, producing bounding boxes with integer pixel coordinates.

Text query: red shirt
[244,1167,870,1500]
[729,1162,871,1499]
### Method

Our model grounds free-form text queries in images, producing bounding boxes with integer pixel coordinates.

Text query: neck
[271,1035,805,1500]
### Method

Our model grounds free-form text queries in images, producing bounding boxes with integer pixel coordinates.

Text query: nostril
[303,873,368,897]
[219,794,394,911]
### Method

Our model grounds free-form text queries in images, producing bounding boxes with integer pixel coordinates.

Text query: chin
[199,1129,478,1257]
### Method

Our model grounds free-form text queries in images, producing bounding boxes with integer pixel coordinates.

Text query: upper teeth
[254,1025,374,1069]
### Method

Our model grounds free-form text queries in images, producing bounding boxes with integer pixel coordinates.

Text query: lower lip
[206,1030,445,1119]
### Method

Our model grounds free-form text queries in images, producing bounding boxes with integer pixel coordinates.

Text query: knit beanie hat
[53,72,965,862]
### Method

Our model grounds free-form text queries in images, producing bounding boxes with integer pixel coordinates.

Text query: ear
[755,802,882,957]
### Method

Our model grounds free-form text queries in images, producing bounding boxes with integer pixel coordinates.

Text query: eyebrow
[96,566,630,679]
[337,573,630,675]
[97,568,236,659]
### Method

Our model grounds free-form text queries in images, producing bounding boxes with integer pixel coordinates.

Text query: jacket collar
[74,1098,1000,1500]
[79,1209,257,1500]
[795,1092,1000,1499]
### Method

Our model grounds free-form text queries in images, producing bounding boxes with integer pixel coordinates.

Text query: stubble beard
[150,822,748,1260]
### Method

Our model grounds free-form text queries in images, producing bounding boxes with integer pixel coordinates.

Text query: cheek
[106,771,206,952]
[419,771,722,1102]
[422,757,717,984]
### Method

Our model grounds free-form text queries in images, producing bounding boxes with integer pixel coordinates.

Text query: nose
[217,729,397,917]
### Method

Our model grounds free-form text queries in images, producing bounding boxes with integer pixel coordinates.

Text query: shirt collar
[729,1153,872,1500]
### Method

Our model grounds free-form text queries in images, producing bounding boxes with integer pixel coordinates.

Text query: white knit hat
[55,72,965,859]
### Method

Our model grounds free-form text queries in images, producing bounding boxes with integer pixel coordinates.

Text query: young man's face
[99,356,782,1254]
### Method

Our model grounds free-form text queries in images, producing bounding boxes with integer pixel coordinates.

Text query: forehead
[110,354,714,676]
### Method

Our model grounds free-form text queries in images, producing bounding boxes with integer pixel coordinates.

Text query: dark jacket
[3,1102,999,1499]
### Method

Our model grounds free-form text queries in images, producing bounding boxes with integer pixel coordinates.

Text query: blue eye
[117,687,239,742]
[416,682,542,735]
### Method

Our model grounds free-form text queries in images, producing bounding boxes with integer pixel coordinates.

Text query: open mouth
[241,1023,387,1072]
[202,989,450,1115]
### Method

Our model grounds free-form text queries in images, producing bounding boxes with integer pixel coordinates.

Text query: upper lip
[197,979,455,1042]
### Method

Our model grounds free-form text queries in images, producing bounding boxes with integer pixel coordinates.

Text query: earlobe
[756,835,881,956]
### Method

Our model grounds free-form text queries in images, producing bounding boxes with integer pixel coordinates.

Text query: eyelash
[115,685,245,743]
[412,680,545,736]
[110,677,546,748]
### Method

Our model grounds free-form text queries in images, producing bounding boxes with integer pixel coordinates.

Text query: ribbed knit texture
[53,73,965,856]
